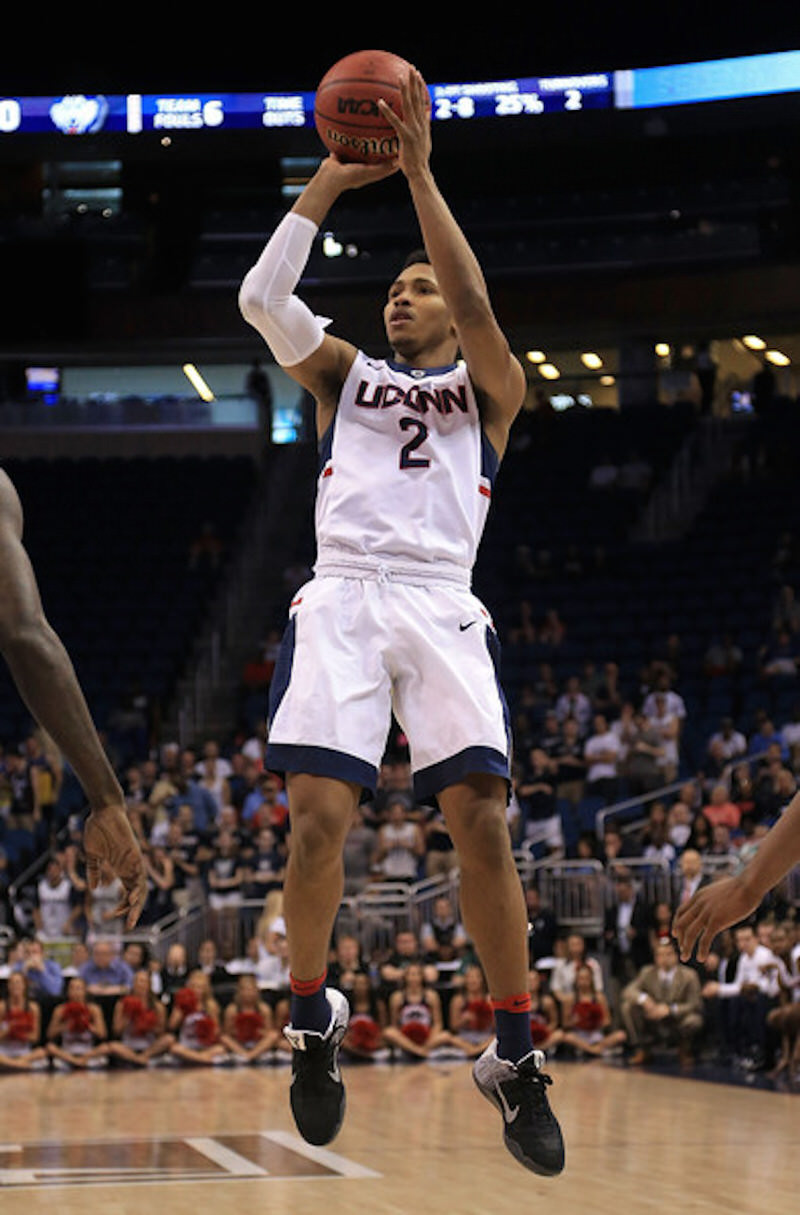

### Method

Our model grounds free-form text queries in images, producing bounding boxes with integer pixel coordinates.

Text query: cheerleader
[46,976,109,1069]
[446,964,497,1058]
[341,971,387,1060]
[561,963,627,1058]
[528,967,564,1054]
[0,972,48,1071]
[383,963,458,1060]
[168,969,227,1065]
[219,974,278,1063]
[108,969,174,1066]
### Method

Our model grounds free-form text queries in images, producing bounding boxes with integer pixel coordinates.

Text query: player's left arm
[380,69,526,454]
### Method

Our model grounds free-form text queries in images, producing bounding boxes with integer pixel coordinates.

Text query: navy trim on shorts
[265,743,378,797]
[267,616,296,727]
[412,745,511,803]
[484,623,513,758]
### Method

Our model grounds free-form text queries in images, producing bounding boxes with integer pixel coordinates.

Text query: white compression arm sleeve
[238,211,330,367]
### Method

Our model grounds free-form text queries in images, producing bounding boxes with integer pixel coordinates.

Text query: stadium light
[182,363,215,401]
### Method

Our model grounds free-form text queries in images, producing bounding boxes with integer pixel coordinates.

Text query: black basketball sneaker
[283,987,350,1146]
[473,1040,565,1176]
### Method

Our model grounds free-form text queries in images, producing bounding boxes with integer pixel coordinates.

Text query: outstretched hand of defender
[378,67,432,179]
[672,873,761,963]
[83,804,148,929]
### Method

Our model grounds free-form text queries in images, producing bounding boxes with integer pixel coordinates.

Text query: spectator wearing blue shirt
[748,712,789,761]
[79,939,134,996]
[14,936,64,999]
[173,780,218,837]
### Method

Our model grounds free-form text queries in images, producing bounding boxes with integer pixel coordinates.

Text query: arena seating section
[0,454,258,872]
[2,398,799,881]
[474,400,800,847]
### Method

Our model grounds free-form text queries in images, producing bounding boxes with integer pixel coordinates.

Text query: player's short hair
[400,247,431,270]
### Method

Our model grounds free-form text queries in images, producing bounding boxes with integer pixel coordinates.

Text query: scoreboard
[0,75,614,137]
[0,50,798,138]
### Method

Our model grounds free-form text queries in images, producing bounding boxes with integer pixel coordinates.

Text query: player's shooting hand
[317,153,399,192]
[83,805,148,929]
[378,67,432,180]
[672,874,760,963]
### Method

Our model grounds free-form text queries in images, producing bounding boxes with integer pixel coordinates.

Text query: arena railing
[525,858,606,940]
[593,778,692,843]
[605,856,675,909]
[104,871,461,967]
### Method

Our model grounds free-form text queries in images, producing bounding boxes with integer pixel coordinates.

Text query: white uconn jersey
[315,352,498,582]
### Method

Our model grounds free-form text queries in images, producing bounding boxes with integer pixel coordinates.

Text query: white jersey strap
[239,211,331,367]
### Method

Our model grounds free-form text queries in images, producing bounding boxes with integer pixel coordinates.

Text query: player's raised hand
[318,151,399,192]
[378,67,432,180]
[83,804,148,929]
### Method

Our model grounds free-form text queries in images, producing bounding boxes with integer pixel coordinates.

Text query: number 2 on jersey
[398,416,431,470]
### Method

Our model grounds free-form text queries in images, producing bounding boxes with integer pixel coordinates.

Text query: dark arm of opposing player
[674,790,800,960]
[0,471,146,924]
[0,473,123,811]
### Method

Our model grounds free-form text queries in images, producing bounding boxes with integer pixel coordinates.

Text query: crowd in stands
[0,864,798,1080]
[1,441,800,1082]
[0,647,798,1082]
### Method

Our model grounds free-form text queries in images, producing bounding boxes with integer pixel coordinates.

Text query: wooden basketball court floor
[0,1057,795,1214]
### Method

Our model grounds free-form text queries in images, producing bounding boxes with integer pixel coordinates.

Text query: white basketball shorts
[265,571,511,802]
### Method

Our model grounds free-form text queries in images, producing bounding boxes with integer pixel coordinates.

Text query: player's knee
[288,801,349,870]
[450,795,511,869]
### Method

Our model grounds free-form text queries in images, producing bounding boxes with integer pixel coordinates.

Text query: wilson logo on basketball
[323,127,399,159]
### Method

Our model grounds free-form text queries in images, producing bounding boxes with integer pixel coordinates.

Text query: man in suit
[525,883,559,965]
[603,868,653,987]
[674,848,710,908]
[620,937,704,1066]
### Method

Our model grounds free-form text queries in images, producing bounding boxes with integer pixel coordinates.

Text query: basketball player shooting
[0,469,147,928]
[239,64,564,1176]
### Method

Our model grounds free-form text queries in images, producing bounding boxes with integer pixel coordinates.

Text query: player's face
[383,263,456,359]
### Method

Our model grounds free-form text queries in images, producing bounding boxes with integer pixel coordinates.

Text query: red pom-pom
[465,999,494,1033]
[122,995,157,1034]
[175,987,198,1014]
[348,1014,382,1053]
[63,1001,92,1033]
[572,1000,604,1032]
[133,1008,159,1035]
[6,1008,34,1041]
[401,1019,430,1045]
[234,1011,264,1044]
[122,995,145,1019]
[530,1013,551,1045]
[193,1014,219,1046]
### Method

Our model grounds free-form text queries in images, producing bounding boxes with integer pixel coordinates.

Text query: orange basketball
[314,49,416,163]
